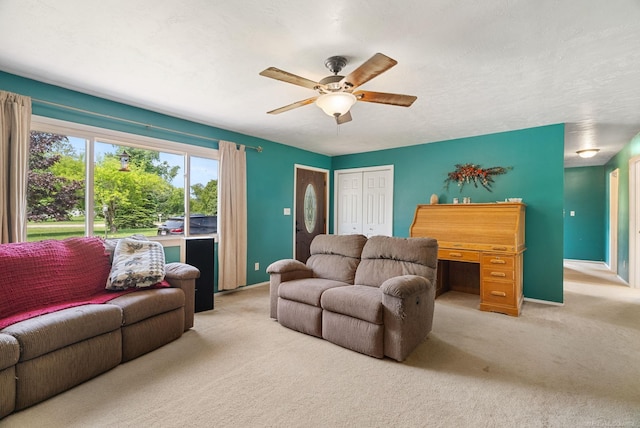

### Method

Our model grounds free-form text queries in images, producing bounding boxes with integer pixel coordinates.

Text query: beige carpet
[4,261,640,427]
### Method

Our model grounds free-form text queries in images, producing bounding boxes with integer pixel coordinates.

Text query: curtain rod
[32,98,263,152]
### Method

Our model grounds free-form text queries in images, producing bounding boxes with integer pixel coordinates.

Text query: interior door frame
[333,165,394,236]
[293,164,330,258]
[609,168,619,273]
[629,156,640,288]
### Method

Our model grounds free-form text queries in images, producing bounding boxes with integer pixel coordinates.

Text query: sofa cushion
[0,237,113,329]
[354,236,438,287]
[278,278,349,307]
[107,288,184,325]
[306,234,367,283]
[106,237,166,290]
[321,285,383,324]
[1,304,123,362]
[0,334,19,370]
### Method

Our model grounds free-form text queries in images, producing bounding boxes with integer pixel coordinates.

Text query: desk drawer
[438,249,480,262]
[481,280,516,306]
[482,268,515,281]
[481,254,515,269]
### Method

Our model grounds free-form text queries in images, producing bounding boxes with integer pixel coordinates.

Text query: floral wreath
[444,163,512,192]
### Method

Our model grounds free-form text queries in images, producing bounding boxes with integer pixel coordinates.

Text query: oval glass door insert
[304,183,317,233]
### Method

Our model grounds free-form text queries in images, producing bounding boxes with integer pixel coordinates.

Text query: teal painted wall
[164,246,181,263]
[332,125,565,303]
[604,132,640,282]
[563,167,606,261]
[1,71,331,290]
[2,71,566,301]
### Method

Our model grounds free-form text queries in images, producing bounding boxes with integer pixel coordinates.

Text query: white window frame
[30,116,219,246]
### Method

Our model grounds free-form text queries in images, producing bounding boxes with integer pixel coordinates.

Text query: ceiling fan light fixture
[576,148,600,158]
[315,92,357,117]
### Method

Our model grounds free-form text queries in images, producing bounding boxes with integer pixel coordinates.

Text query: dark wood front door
[295,167,327,262]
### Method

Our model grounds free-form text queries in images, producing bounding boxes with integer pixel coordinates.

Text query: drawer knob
[492,246,507,251]
[449,252,463,257]
[490,272,507,277]
[490,291,507,297]
[490,259,506,264]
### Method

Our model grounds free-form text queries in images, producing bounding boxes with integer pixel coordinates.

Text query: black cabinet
[185,237,215,312]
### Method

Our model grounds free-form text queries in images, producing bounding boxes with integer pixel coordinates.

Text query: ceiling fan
[259,53,417,125]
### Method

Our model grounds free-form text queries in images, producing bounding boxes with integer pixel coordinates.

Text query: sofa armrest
[380,275,432,298]
[164,262,200,331]
[165,262,200,280]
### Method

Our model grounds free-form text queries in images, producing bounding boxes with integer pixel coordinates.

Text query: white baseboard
[563,258,606,265]
[216,281,268,295]
[523,297,564,306]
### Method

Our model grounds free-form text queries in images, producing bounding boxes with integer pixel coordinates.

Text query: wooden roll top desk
[410,203,526,316]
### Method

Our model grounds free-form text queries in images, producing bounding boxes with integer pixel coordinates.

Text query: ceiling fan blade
[341,53,397,89]
[259,67,320,90]
[354,90,417,107]
[336,110,352,125]
[267,96,318,115]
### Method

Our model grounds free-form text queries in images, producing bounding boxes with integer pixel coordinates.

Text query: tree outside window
[26,130,218,241]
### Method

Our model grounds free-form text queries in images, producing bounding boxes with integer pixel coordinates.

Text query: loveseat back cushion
[305,234,367,283]
[354,236,438,287]
[0,237,112,329]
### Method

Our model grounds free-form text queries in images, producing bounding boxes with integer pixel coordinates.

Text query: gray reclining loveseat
[267,234,438,361]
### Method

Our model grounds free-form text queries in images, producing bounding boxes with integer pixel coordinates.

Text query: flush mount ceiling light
[576,148,600,158]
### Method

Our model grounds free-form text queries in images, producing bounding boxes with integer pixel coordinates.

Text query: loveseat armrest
[381,274,433,298]
[164,262,200,331]
[380,275,436,361]
[266,259,311,276]
[266,259,313,319]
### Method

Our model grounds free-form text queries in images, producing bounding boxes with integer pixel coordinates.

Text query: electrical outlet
[570,211,575,216]
[254,262,260,271]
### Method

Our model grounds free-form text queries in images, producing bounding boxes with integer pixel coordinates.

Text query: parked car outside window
[157,215,217,236]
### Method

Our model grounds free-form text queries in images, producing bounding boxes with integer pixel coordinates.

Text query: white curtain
[218,140,247,290]
[0,91,31,243]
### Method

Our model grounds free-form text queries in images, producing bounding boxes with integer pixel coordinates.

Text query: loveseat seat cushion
[278,278,349,307]
[320,285,383,324]
[1,304,123,362]
[107,288,184,326]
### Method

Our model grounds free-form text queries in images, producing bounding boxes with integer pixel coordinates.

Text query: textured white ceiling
[1,0,639,167]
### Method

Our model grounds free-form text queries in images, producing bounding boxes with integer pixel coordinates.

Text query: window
[27,117,219,242]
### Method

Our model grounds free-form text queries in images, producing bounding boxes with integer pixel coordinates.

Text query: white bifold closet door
[336,166,393,237]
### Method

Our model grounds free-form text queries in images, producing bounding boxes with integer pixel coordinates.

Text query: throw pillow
[106,238,165,290]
